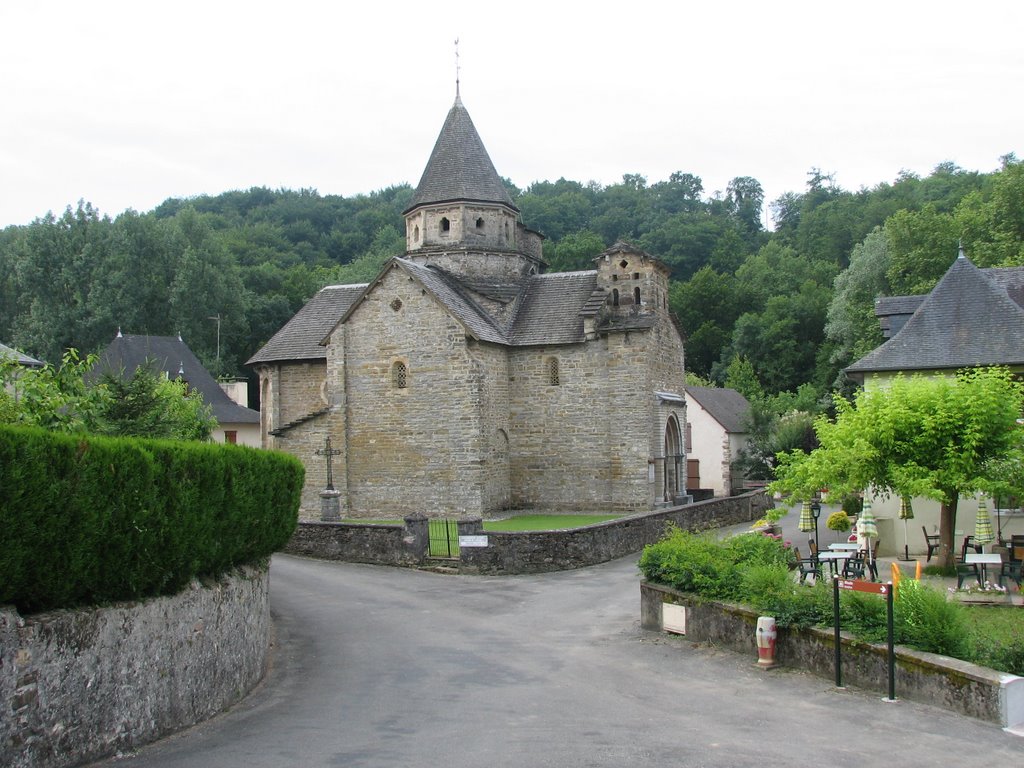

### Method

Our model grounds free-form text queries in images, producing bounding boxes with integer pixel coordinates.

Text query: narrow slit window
[546,357,560,386]
[612,288,620,307]
[634,287,641,305]
[392,361,408,389]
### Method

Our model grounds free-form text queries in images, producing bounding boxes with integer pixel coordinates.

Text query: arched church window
[440,217,450,235]
[546,357,560,386]
[475,217,485,232]
[392,361,408,389]
[413,225,420,243]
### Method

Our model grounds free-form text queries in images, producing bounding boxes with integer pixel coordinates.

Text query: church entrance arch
[664,415,683,502]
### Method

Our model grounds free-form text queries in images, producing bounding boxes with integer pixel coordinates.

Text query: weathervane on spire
[455,38,461,100]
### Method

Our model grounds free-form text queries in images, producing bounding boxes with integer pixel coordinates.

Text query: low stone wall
[640,581,1024,729]
[284,515,428,565]
[284,491,771,574]
[1,565,271,768]
[457,492,769,575]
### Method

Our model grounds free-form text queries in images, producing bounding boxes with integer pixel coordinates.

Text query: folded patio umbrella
[898,496,914,561]
[798,501,814,533]
[857,501,879,574]
[974,499,995,550]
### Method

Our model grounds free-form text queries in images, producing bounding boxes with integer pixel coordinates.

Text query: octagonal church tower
[402,94,545,280]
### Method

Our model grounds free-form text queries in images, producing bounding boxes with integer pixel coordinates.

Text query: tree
[93,367,216,441]
[771,368,1024,568]
[824,228,890,385]
[0,350,215,440]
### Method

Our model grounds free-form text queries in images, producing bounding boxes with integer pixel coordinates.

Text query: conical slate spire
[404,99,517,214]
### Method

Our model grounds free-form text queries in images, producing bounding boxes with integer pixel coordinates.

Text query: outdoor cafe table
[828,543,860,551]
[817,550,853,575]
[965,553,1003,584]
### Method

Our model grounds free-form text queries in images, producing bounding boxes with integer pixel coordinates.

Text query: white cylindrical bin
[755,616,778,669]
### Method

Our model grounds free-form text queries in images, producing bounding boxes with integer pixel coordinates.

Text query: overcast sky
[2,1,1021,229]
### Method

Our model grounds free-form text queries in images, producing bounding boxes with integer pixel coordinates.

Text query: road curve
[89,553,1022,767]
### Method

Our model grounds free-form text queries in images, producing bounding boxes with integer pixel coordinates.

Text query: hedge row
[0,425,304,613]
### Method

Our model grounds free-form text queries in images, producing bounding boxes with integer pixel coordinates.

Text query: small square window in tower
[546,357,560,386]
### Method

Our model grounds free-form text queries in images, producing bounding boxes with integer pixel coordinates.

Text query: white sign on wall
[458,535,489,548]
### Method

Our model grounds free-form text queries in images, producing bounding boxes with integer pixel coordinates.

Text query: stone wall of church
[275,360,327,426]
[338,266,485,517]
[509,332,653,511]
[466,340,513,512]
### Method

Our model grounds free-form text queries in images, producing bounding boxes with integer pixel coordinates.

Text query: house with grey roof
[248,93,688,519]
[94,332,260,446]
[846,249,1024,383]
[684,386,750,498]
[0,342,44,369]
[845,248,1024,553]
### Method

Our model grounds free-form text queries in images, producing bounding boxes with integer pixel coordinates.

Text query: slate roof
[847,255,1024,376]
[685,386,750,434]
[508,271,601,345]
[404,97,517,214]
[0,342,44,368]
[93,334,259,424]
[247,284,367,364]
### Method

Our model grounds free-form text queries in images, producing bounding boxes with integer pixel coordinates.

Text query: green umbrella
[798,501,814,533]
[857,501,878,539]
[898,497,914,561]
[974,499,995,549]
[857,501,878,577]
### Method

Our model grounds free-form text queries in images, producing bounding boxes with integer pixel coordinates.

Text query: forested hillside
[1,156,1020,404]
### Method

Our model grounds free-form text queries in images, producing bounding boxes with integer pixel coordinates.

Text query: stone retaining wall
[1,565,271,768]
[640,581,1024,729]
[284,491,771,574]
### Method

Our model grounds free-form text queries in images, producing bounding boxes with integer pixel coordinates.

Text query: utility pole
[208,314,221,362]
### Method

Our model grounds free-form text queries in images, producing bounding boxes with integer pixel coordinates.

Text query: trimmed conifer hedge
[0,424,304,613]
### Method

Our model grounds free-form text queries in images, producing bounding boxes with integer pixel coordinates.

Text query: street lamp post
[811,501,822,552]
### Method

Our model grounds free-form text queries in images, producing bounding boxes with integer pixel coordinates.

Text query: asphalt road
[89,553,1022,768]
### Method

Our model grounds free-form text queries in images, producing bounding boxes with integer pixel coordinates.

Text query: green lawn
[483,514,622,531]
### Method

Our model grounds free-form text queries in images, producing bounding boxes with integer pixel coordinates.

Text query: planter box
[640,580,1024,729]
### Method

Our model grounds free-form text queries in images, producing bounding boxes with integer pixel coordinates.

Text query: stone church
[248,94,688,519]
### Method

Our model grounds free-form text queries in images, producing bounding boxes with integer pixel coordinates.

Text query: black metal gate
[428,519,460,558]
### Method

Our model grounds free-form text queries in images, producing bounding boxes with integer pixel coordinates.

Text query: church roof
[509,271,601,345]
[404,97,518,214]
[247,284,367,364]
[685,386,750,434]
[0,341,44,368]
[847,255,1024,376]
[395,260,508,344]
[94,334,259,424]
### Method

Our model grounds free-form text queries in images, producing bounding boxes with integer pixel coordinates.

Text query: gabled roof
[247,284,367,364]
[847,255,1024,376]
[685,386,750,434]
[94,334,259,424]
[403,97,517,214]
[0,342,44,368]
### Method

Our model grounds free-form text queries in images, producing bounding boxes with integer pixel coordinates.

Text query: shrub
[894,579,970,658]
[0,424,304,613]
[826,511,851,533]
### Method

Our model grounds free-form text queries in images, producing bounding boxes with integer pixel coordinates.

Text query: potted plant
[751,507,786,536]
[826,511,852,542]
